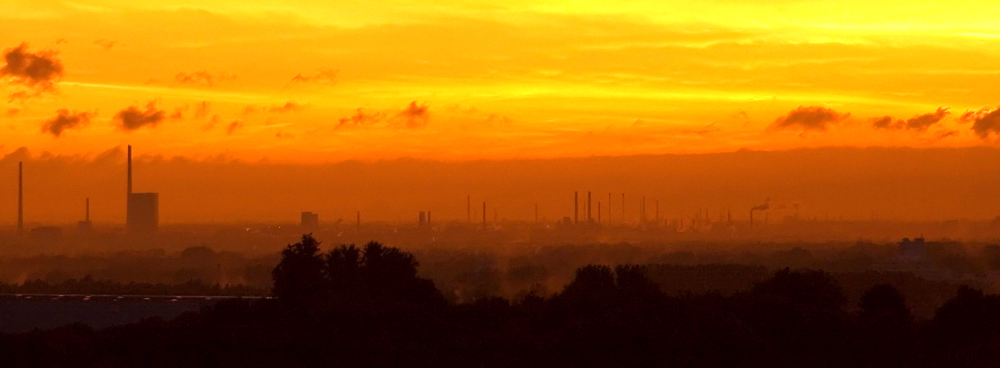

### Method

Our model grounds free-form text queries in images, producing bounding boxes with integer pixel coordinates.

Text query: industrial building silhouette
[126,145,159,234]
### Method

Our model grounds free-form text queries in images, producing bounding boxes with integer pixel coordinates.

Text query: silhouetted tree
[743,268,851,368]
[856,284,914,368]
[325,244,361,296]
[925,286,1000,366]
[272,234,327,309]
[860,283,912,324]
[558,265,616,312]
[615,264,661,301]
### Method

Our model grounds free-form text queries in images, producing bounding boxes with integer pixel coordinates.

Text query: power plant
[126,145,159,234]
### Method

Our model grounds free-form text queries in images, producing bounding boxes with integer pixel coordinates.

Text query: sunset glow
[4,0,1000,162]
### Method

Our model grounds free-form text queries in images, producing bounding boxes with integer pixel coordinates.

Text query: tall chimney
[17,161,23,236]
[127,145,132,195]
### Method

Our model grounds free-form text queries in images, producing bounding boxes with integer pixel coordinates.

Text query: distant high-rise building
[419,211,427,227]
[301,211,319,229]
[126,145,159,234]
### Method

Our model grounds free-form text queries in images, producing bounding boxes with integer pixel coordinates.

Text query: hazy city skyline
[4,145,1000,224]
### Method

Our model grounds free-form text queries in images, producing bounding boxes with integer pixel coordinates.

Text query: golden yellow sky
[4,0,1000,162]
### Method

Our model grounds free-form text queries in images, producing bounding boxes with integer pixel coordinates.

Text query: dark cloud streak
[114,101,166,131]
[42,109,95,137]
[769,106,849,132]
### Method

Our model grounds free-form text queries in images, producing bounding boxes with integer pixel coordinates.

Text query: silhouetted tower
[574,191,579,225]
[78,198,93,234]
[419,211,427,227]
[17,161,23,236]
[301,211,319,229]
[127,146,132,196]
[126,145,159,234]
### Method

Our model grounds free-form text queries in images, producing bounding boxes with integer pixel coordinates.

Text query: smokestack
[86,198,90,222]
[574,191,578,225]
[17,161,23,236]
[127,145,132,195]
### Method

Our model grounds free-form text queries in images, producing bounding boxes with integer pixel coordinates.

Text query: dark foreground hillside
[3,235,1000,367]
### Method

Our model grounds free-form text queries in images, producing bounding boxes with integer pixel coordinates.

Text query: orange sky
[4,0,1000,162]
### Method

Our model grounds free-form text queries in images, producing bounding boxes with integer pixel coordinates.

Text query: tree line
[2,234,1000,367]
